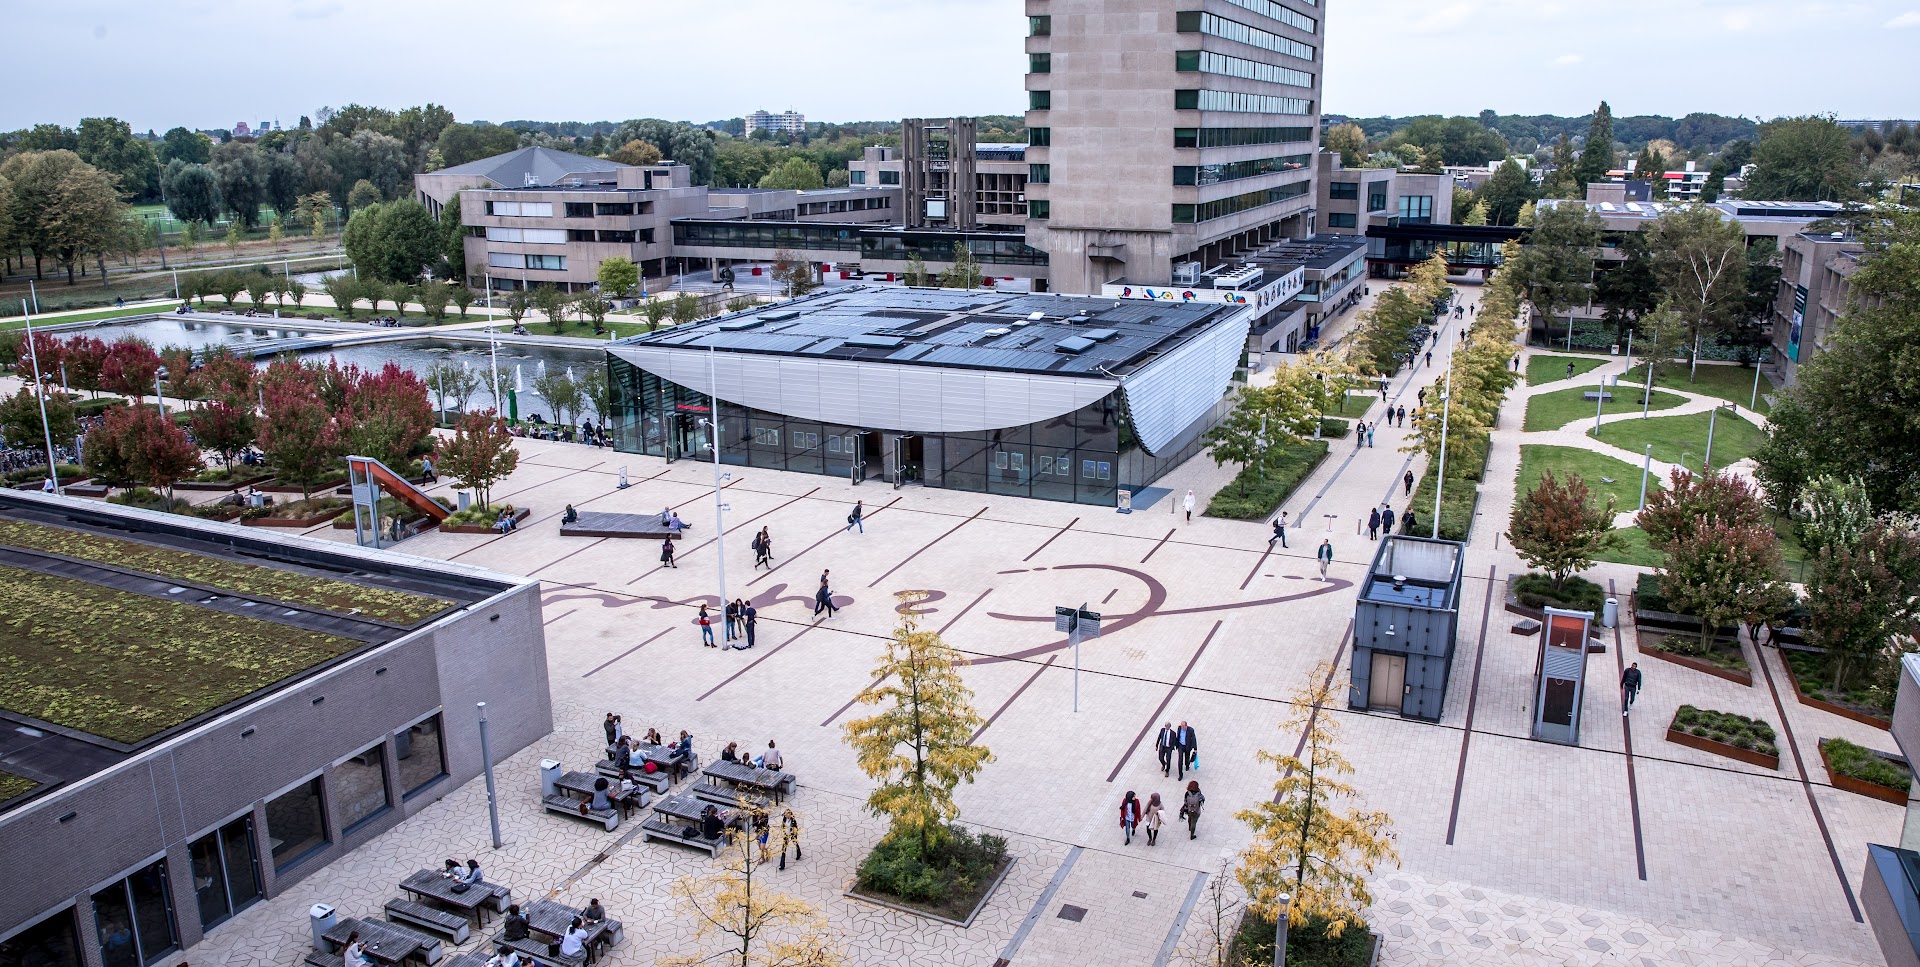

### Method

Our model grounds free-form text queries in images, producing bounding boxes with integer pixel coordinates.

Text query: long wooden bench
[593,761,670,795]
[543,794,618,832]
[441,955,490,967]
[690,783,747,809]
[559,511,694,540]
[486,884,512,914]
[494,936,587,967]
[384,898,471,944]
[638,815,723,856]
[304,953,345,967]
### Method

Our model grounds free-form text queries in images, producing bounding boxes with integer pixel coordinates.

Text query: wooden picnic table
[554,771,609,800]
[652,792,742,827]
[323,917,432,966]
[399,870,496,923]
[702,760,795,803]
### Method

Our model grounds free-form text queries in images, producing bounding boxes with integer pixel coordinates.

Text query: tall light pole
[476,702,503,849]
[706,344,730,624]
[1638,443,1653,511]
[1704,404,1723,469]
[154,367,168,419]
[20,302,61,494]
[1271,892,1292,967]
[484,273,501,409]
[1641,342,1656,419]
[1749,360,1763,410]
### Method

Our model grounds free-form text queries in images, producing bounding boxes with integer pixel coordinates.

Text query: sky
[2,0,1916,133]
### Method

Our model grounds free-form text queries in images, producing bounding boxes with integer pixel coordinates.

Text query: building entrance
[1368,652,1406,712]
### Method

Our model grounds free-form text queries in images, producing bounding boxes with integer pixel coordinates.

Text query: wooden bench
[441,955,490,967]
[384,899,471,944]
[594,761,670,795]
[639,815,724,856]
[1582,391,1613,402]
[486,884,512,913]
[543,794,619,831]
[1511,617,1542,635]
[691,783,748,809]
[304,953,345,967]
[559,511,694,540]
[494,936,587,967]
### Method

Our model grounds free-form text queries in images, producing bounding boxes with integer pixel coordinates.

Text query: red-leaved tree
[189,346,258,408]
[100,337,162,399]
[158,347,202,402]
[84,404,202,499]
[1507,470,1619,589]
[191,401,256,471]
[256,362,342,500]
[434,410,519,508]
[340,363,434,469]
[62,335,107,395]
[1660,520,1793,651]
[1636,467,1768,552]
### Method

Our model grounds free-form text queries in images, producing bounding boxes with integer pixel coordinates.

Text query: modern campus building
[1023,0,1325,294]
[0,493,552,967]
[1771,229,1864,387]
[603,286,1250,505]
[847,136,1031,229]
[744,110,807,136]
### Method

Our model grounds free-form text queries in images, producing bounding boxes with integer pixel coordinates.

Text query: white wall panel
[1119,311,1251,454]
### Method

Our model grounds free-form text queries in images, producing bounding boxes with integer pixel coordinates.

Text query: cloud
[1552,52,1583,66]
[1720,10,1754,29]
[1888,10,1920,25]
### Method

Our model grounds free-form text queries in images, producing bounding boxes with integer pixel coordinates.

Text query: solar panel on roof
[844,334,904,349]
[760,309,802,322]
[717,318,764,331]
[1055,336,1095,355]
[1083,328,1117,342]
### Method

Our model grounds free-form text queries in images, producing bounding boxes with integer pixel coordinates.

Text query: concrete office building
[1024,0,1324,294]
[604,286,1249,505]
[849,137,1031,229]
[745,110,806,136]
[1771,229,1864,387]
[0,493,551,967]
[414,146,630,218]
[1315,152,1451,234]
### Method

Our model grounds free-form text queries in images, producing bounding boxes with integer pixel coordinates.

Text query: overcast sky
[3,0,1916,133]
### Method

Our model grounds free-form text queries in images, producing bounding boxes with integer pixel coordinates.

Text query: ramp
[346,455,449,549]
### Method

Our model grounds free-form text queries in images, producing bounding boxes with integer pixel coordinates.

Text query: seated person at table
[672,731,694,779]
[643,727,663,747]
[583,899,607,924]
[758,739,784,771]
[591,776,612,812]
[613,738,635,771]
[501,905,530,941]
[720,741,740,763]
[701,804,725,841]
[343,932,373,967]
[562,504,578,524]
[487,950,523,967]
[559,918,590,961]
[614,770,646,816]
[441,858,482,888]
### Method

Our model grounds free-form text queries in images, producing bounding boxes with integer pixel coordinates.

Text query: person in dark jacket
[1622,662,1643,714]
[1175,721,1198,778]
[1155,723,1177,777]
[1404,469,1415,496]
[501,905,530,941]
[1401,508,1419,535]
[1367,507,1381,541]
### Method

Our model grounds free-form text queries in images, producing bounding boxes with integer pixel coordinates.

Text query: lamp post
[154,367,168,419]
[484,273,501,410]
[1638,443,1653,510]
[1272,892,1291,967]
[1704,404,1725,469]
[477,702,503,849]
[705,343,730,624]
[1749,359,1763,410]
[1641,340,1656,418]
[20,301,62,494]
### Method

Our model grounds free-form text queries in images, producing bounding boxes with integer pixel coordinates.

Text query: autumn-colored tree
[10,332,67,386]
[340,363,435,468]
[1807,517,1920,691]
[1237,662,1398,941]
[86,404,202,498]
[190,346,257,407]
[1507,470,1619,589]
[0,386,78,450]
[843,593,993,860]
[190,401,255,470]
[656,807,845,967]
[99,337,161,399]
[434,410,519,508]
[1405,249,1452,310]
[61,335,107,394]
[256,366,343,500]
[157,346,201,402]
[1660,520,1794,650]
[1635,468,1768,552]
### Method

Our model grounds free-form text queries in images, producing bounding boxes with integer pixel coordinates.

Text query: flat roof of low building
[1244,233,1369,271]
[432,145,628,187]
[617,285,1241,378]
[1542,198,1855,222]
[0,494,514,815]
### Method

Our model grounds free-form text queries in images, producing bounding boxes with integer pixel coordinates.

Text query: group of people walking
[1368,504,1418,539]
[1115,721,1208,845]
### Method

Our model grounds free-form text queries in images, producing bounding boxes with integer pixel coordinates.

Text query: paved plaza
[153,283,1902,967]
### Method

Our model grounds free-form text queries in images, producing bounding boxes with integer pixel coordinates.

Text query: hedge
[1205,440,1330,521]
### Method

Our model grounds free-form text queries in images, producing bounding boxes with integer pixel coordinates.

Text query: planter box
[63,484,111,498]
[1820,742,1910,805]
[242,507,345,527]
[1637,630,1752,687]
[439,507,531,534]
[1666,725,1779,769]
[842,854,1015,929]
[333,512,435,530]
[174,472,275,492]
[258,476,347,495]
[1781,653,1892,731]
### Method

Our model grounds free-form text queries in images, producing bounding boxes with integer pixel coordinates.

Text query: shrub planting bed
[1639,631,1752,686]
[440,506,532,533]
[242,496,351,527]
[0,518,452,625]
[1510,573,1605,625]
[1820,738,1912,804]
[0,563,361,744]
[1204,441,1330,520]
[1667,705,1778,768]
[848,826,1013,926]
[2,464,87,486]
[1782,649,1894,729]
[1232,912,1378,967]
[175,467,276,491]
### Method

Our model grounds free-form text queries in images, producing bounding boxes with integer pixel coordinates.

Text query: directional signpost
[1055,604,1103,712]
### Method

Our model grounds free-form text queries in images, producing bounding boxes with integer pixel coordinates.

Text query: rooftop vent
[1027,311,1046,322]
[844,334,904,349]
[1054,336,1096,355]
[982,327,1012,337]
[1083,328,1118,342]
[761,309,802,323]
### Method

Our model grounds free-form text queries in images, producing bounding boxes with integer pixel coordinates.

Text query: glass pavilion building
[605,287,1251,506]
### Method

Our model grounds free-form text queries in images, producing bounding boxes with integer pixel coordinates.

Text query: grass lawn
[0,519,452,625]
[1517,445,1659,511]
[1621,362,1774,414]
[0,301,179,331]
[1597,514,1809,572]
[0,564,361,744]
[1593,409,1768,468]
[1593,525,1665,567]
[0,770,36,804]
[1522,386,1687,432]
[1335,392,1376,416]
[1527,354,1607,386]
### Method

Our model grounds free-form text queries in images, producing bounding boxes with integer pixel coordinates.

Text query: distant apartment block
[745,109,806,136]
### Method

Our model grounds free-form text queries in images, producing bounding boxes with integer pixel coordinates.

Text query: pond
[64,320,609,424]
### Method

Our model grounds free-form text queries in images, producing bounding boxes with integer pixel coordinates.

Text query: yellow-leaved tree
[843,592,993,860]
[657,801,844,967]
[1236,663,1398,941]
[1406,249,1452,310]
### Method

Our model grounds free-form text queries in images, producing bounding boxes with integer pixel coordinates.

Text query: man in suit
[1155,723,1177,777]
[1176,721,1198,778]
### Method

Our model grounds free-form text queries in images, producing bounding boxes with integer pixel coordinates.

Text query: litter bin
[457,491,472,512]
[1602,597,1619,628]
[309,903,337,951]
[540,758,562,798]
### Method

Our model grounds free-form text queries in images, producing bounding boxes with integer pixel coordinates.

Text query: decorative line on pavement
[624,483,806,585]
[867,506,988,588]
[1106,620,1223,782]
[939,588,994,636]
[971,655,1059,744]
[541,608,577,627]
[695,622,820,701]
[581,627,672,678]
[1756,616,1863,921]
[748,496,903,586]
[1022,518,1078,562]
[1152,870,1213,967]
[1609,579,1649,882]
[818,588,993,729]
[1139,528,1176,563]
[1277,618,1353,800]
[996,846,1082,966]
[1445,565,1498,845]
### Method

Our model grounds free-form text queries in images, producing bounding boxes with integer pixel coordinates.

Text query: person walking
[1180,781,1205,840]
[778,808,801,870]
[660,536,677,569]
[1622,662,1643,715]
[1142,792,1164,846]
[1175,721,1197,778]
[1366,423,1376,448]
[1355,422,1366,450]
[1401,507,1419,535]
[1396,404,1406,426]
[724,600,739,643]
[1403,469,1415,496]
[1155,722,1177,777]
[1566,361,1576,380]
[1425,350,1433,367]
[1317,538,1333,579]
[741,601,758,649]
[1119,791,1142,845]
[1367,507,1381,541]
[1183,490,1196,523]
[751,530,769,570]
[845,500,864,534]
[813,578,837,619]
[1268,511,1288,549]
[697,605,715,647]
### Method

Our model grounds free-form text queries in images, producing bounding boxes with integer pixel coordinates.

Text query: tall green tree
[341,200,442,282]
[76,117,158,200]
[1478,159,1534,225]
[1744,116,1864,202]
[596,255,639,300]
[1575,100,1615,189]
[939,242,982,289]
[1507,471,1619,588]
[1504,202,1601,329]
[1643,205,1750,377]
[158,126,212,165]
[1543,133,1579,198]
[212,143,267,228]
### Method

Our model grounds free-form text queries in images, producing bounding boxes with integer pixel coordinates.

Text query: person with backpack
[660,536,677,569]
[846,500,864,533]
[1180,781,1205,840]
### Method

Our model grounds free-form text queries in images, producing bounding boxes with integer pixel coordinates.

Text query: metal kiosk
[1531,606,1594,745]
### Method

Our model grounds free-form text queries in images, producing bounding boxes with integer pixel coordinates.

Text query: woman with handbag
[1142,792,1164,846]
[1119,791,1141,845]
[1180,781,1205,840]
[661,536,678,569]
[697,605,713,647]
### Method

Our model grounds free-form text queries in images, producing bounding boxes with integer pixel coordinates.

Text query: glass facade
[861,231,1049,266]
[0,910,82,967]
[673,221,864,252]
[92,861,176,967]
[1174,154,1312,186]
[1177,126,1314,148]
[1396,195,1434,223]
[1367,182,1388,211]
[1172,181,1310,224]
[1176,11,1316,60]
[1326,212,1357,228]
[265,778,328,872]
[1328,182,1358,200]
[608,359,1224,506]
[1028,200,1050,219]
[1218,0,1318,32]
[1028,164,1050,184]
[1029,53,1051,73]
[395,715,447,798]
[1176,50,1314,87]
[188,816,261,932]
[335,744,391,834]
[1029,90,1051,110]
[1175,90,1313,115]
